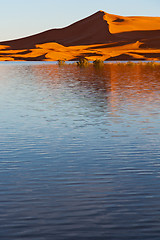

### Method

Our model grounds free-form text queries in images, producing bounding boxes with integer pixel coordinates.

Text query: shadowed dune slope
[139,37,160,49]
[0,11,116,50]
[0,11,160,61]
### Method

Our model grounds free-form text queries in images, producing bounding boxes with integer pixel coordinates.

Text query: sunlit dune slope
[0,11,160,61]
[103,12,160,33]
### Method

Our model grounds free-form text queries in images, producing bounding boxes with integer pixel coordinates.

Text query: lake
[0,62,160,240]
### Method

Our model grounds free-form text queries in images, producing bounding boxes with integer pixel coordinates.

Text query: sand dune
[0,11,160,61]
[103,12,160,33]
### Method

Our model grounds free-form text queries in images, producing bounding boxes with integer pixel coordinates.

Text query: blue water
[0,62,160,240]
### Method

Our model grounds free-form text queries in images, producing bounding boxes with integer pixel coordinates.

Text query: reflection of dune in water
[27,64,160,115]
[28,64,111,113]
[109,64,160,114]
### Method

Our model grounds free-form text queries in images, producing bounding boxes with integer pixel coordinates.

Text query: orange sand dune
[103,12,160,33]
[0,11,160,61]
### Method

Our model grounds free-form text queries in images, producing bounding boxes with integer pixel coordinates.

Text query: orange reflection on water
[108,63,160,112]
[28,63,160,115]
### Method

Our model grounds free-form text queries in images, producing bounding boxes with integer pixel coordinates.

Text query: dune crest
[0,11,160,61]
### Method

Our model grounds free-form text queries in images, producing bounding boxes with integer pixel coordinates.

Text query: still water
[0,62,160,240]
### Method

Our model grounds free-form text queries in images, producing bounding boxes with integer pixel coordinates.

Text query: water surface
[0,63,160,240]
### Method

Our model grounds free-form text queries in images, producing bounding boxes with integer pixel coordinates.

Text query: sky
[0,0,159,41]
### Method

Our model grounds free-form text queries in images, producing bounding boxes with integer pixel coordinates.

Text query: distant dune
[0,11,160,61]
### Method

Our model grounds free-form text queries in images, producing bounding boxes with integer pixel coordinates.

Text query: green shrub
[57,60,66,66]
[126,61,135,66]
[93,59,104,68]
[76,58,89,67]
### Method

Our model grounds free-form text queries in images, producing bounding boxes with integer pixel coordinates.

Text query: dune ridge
[0,10,160,61]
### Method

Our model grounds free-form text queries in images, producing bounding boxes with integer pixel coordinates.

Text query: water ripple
[0,63,160,239]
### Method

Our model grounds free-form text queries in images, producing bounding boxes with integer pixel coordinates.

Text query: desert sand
[0,11,160,61]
